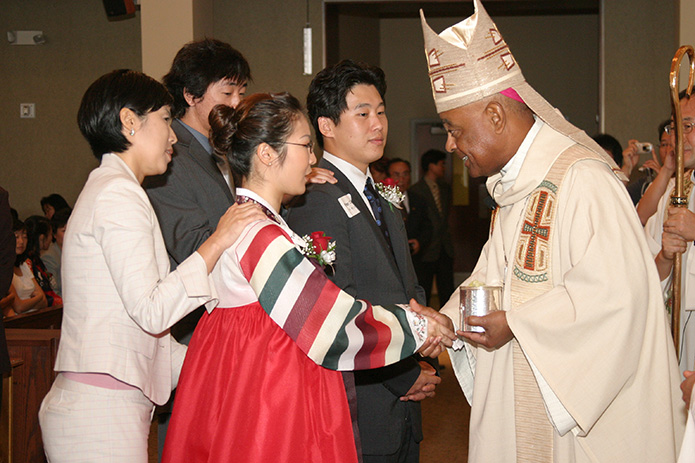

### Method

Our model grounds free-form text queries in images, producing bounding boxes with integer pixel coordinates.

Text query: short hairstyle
[592,133,623,166]
[164,39,251,119]
[420,149,446,173]
[387,157,411,171]
[77,69,173,160]
[209,93,303,185]
[51,208,71,233]
[307,59,386,149]
[40,194,69,212]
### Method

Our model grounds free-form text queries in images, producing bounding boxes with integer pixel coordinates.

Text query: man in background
[408,150,454,306]
[388,158,430,259]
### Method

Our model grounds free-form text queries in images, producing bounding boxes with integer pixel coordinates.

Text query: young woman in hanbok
[162,93,453,463]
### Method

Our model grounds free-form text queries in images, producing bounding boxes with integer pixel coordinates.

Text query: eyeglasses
[665,121,695,135]
[285,141,314,154]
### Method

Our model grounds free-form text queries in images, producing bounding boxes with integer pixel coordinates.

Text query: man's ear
[485,101,506,134]
[183,88,199,107]
[318,116,335,139]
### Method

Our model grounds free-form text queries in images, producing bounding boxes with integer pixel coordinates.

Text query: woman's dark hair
[209,93,303,185]
[592,133,623,167]
[12,218,27,267]
[307,59,386,149]
[40,194,69,213]
[77,69,173,159]
[24,215,51,258]
[164,39,251,119]
[51,208,71,233]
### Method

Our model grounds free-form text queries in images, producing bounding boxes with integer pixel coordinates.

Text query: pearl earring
[130,128,135,136]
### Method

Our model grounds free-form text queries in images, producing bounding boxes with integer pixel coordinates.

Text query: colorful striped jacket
[212,219,428,371]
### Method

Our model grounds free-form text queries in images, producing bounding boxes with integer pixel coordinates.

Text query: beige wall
[0,0,680,220]
[141,0,214,80]
[0,0,141,218]
[212,0,325,98]
[603,0,677,148]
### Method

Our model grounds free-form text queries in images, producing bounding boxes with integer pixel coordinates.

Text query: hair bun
[209,104,239,158]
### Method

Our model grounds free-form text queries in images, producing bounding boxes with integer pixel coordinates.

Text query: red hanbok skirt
[162,302,358,463]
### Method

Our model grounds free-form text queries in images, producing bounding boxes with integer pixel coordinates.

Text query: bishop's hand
[459,310,513,349]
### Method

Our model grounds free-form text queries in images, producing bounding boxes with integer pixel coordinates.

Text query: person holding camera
[636,120,675,225]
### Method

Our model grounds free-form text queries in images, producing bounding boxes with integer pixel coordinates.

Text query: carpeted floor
[420,351,470,463]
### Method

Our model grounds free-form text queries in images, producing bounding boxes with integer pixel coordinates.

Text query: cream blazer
[54,154,217,405]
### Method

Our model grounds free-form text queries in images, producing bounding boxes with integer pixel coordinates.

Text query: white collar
[498,116,543,194]
[322,151,374,192]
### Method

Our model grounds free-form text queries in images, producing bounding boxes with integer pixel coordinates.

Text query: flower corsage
[375,178,405,211]
[298,231,336,269]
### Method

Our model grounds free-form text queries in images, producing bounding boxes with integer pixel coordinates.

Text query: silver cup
[460,285,502,333]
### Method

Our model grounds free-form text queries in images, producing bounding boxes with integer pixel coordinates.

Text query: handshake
[408,299,457,358]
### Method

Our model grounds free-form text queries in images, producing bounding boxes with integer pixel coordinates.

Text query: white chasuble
[442,124,685,462]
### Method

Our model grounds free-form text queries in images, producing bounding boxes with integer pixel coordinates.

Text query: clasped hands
[410,299,513,356]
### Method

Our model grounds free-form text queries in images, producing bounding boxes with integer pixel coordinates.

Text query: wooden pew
[5,329,60,463]
[4,306,62,330]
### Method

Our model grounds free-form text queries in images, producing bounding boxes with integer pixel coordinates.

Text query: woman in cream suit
[38,70,263,463]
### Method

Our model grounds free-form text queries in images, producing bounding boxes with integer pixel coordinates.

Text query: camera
[636,142,653,154]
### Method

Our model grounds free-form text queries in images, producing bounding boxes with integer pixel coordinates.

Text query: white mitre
[420,0,620,172]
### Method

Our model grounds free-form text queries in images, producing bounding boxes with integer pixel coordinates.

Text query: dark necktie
[364,178,392,252]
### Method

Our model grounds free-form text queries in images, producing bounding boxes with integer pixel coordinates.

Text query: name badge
[338,193,360,218]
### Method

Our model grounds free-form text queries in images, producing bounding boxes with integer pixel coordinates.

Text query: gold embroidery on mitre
[488,28,503,45]
[427,48,442,67]
[477,25,516,74]
[432,76,449,93]
[426,47,466,95]
[500,52,516,71]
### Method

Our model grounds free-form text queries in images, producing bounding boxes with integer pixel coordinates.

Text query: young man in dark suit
[287,60,438,463]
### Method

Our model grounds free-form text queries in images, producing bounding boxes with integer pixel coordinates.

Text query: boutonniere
[298,231,336,269]
[375,178,405,211]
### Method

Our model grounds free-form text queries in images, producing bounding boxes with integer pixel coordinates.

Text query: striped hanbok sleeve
[236,221,428,371]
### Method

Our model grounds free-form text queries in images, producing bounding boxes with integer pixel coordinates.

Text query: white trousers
[39,374,154,463]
